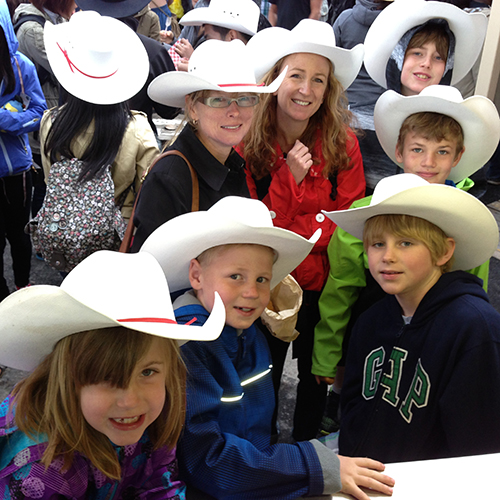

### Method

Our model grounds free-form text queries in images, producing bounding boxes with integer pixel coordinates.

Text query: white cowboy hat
[364,0,487,89]
[246,19,364,89]
[374,85,500,183]
[140,196,321,291]
[44,10,149,105]
[148,39,287,108]
[322,173,499,271]
[0,251,225,372]
[180,0,260,36]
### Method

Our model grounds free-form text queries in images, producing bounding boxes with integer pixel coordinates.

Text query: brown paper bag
[260,274,302,342]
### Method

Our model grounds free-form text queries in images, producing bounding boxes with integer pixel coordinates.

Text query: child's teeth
[114,416,139,424]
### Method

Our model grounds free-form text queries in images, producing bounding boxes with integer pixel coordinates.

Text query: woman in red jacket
[241,18,366,441]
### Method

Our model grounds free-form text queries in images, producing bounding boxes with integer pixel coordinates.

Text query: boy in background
[139,196,395,500]
[360,0,487,188]
[322,173,500,462]
[363,0,487,96]
[313,85,500,434]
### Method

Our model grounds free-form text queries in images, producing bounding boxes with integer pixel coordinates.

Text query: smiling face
[275,52,330,127]
[190,244,274,330]
[400,41,446,96]
[187,91,255,163]
[397,131,464,184]
[80,338,167,447]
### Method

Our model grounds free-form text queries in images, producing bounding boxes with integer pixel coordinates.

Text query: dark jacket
[131,124,250,251]
[129,33,179,133]
[340,271,500,463]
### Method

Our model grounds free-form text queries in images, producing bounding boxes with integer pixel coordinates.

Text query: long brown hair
[12,327,186,480]
[30,0,75,19]
[243,55,355,180]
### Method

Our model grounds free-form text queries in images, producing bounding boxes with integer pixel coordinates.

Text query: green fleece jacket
[312,177,490,379]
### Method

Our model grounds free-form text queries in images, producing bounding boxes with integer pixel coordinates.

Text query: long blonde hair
[11,327,186,480]
[243,55,355,180]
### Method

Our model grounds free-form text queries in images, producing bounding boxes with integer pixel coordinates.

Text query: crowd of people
[0,0,499,498]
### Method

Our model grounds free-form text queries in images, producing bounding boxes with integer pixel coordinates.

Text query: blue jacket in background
[175,302,326,500]
[0,0,46,178]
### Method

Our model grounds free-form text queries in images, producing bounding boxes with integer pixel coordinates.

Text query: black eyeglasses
[200,95,260,108]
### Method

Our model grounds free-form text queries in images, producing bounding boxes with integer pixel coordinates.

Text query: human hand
[315,375,335,385]
[160,30,174,44]
[286,140,312,185]
[175,38,194,58]
[177,58,189,72]
[338,455,395,500]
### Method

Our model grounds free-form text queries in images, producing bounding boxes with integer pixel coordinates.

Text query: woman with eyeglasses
[240,19,366,442]
[129,38,286,251]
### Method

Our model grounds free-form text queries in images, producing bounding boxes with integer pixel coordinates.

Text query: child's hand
[160,30,174,44]
[315,374,335,385]
[286,140,312,185]
[338,455,395,500]
[177,58,189,72]
[175,38,194,59]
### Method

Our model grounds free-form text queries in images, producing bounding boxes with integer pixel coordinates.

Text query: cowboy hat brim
[246,21,364,89]
[148,64,287,108]
[140,206,321,291]
[0,251,226,371]
[374,87,500,183]
[44,12,149,105]
[364,0,488,88]
[322,181,499,271]
[75,0,150,18]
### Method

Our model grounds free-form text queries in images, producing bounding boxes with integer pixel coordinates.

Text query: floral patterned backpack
[26,157,126,273]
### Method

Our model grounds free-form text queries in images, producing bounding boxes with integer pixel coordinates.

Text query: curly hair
[243,55,355,180]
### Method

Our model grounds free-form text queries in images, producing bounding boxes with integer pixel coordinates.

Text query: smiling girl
[0,250,225,499]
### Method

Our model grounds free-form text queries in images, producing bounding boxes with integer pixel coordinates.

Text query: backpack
[26,158,126,273]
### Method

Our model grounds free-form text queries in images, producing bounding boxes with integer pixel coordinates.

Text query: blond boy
[323,174,500,462]
[139,196,395,500]
[313,86,500,434]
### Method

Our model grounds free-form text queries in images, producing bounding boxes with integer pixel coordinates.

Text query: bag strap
[13,57,24,97]
[119,150,199,253]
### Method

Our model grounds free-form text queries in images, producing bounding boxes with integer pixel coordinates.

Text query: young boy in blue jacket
[323,173,500,463]
[140,196,395,500]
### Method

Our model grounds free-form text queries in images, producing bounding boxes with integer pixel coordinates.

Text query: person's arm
[313,223,369,380]
[16,20,53,74]
[0,56,47,136]
[117,112,159,221]
[177,338,326,499]
[133,445,187,498]
[466,260,489,291]
[39,109,53,180]
[268,2,278,25]
[440,307,500,457]
[309,0,323,20]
